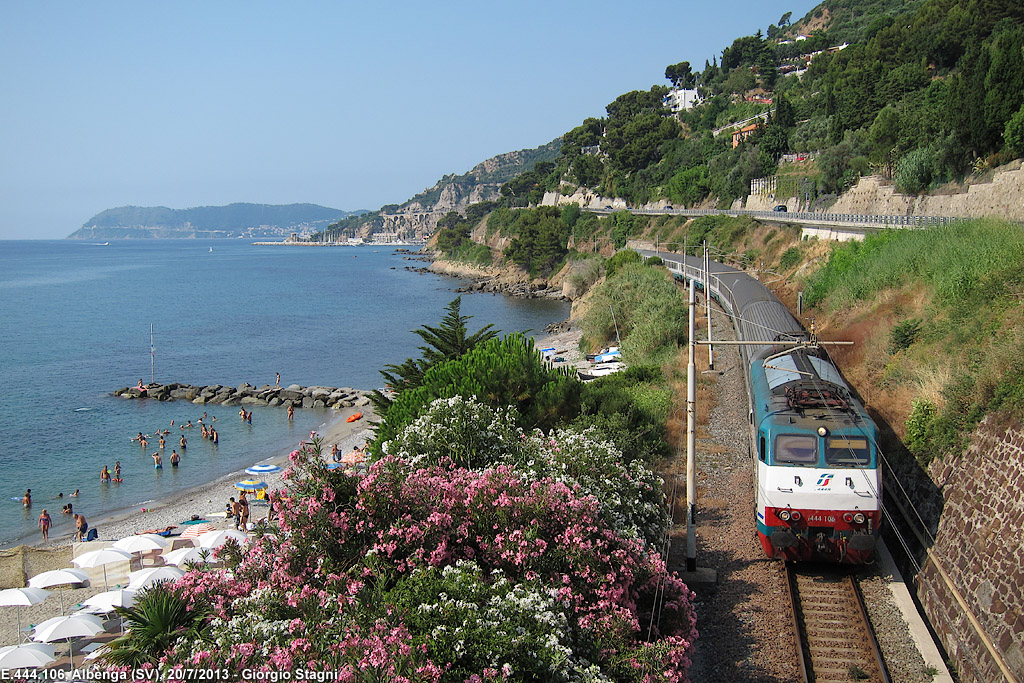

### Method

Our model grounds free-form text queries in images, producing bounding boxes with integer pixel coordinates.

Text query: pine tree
[370,297,498,412]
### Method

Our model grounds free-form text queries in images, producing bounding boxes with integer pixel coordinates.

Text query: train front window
[825,437,871,466]
[774,434,818,465]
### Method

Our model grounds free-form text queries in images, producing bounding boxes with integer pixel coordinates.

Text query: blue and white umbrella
[234,479,268,492]
[245,464,282,475]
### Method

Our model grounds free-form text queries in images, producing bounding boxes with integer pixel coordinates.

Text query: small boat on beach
[346,412,363,423]
[578,361,626,381]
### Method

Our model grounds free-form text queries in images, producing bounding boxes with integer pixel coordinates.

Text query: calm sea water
[0,240,568,547]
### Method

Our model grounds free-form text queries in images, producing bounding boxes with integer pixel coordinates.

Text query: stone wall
[827,163,1024,221]
[915,414,1024,682]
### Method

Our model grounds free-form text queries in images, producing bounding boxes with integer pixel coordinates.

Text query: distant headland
[66,203,368,240]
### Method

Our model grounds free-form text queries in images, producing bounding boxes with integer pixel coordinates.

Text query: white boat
[578,362,626,381]
[209,247,214,252]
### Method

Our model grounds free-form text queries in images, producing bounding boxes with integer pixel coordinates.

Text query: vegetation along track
[786,563,892,683]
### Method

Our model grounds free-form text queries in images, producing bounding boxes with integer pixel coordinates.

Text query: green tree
[1005,104,1024,155]
[665,61,695,88]
[371,297,498,412]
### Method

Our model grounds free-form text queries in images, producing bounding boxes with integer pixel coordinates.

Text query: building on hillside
[733,123,759,148]
[663,88,702,113]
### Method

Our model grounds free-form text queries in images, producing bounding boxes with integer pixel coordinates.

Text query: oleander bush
[113,434,696,681]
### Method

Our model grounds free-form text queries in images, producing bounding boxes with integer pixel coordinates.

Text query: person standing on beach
[152,452,163,469]
[230,497,241,530]
[287,404,294,421]
[38,509,51,541]
[238,491,250,531]
[170,450,180,467]
[74,513,88,542]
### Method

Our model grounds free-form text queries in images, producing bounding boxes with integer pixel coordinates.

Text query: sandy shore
[0,406,375,649]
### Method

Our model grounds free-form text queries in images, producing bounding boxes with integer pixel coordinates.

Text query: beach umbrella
[28,568,89,615]
[0,643,56,669]
[71,548,133,590]
[197,529,248,549]
[180,523,216,540]
[161,546,213,567]
[83,589,136,612]
[113,534,168,568]
[234,479,267,491]
[245,464,282,475]
[127,566,184,589]
[32,613,104,670]
[0,587,51,644]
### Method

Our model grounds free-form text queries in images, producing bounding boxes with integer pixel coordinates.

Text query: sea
[0,240,569,548]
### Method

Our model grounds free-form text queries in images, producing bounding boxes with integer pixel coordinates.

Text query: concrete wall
[916,415,1024,682]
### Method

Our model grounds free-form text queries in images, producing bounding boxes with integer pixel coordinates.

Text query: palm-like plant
[101,583,209,667]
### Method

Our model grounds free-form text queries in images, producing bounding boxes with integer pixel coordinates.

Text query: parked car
[664,205,674,210]
[772,204,788,212]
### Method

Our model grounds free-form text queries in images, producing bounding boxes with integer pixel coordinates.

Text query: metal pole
[704,243,714,371]
[686,277,697,572]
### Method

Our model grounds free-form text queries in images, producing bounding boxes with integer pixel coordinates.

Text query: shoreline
[4,406,376,554]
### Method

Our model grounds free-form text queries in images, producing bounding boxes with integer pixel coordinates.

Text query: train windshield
[825,437,872,466]
[774,434,818,465]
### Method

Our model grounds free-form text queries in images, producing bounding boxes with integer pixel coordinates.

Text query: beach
[0,322,580,651]
[0,405,375,649]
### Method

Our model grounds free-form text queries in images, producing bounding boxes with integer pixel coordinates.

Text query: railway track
[785,563,891,683]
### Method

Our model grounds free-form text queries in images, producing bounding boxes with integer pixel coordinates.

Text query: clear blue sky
[0,1,814,239]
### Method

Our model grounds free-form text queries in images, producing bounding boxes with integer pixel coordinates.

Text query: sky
[0,1,815,239]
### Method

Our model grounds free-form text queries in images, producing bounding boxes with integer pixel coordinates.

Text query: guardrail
[592,206,967,230]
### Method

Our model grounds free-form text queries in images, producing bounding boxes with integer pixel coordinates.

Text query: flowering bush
[100,426,695,682]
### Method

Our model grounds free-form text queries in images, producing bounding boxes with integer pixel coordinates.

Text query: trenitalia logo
[816,473,835,487]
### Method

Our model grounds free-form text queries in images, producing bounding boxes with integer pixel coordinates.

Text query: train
[645,249,882,564]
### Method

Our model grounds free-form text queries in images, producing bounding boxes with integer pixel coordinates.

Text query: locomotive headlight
[817,426,829,437]
[778,509,791,521]
[853,512,866,524]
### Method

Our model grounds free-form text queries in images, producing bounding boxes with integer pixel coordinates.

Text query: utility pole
[704,243,714,371]
[686,277,697,573]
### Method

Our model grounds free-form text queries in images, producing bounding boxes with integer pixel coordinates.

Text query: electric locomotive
[749,342,882,563]
[647,248,882,564]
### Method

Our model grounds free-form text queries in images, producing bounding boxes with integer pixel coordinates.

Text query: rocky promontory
[113,382,371,410]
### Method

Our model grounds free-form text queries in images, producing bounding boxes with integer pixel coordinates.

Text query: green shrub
[889,318,922,354]
[779,246,801,270]
[904,398,937,460]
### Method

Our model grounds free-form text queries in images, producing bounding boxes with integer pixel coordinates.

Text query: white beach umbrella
[71,548,133,590]
[180,522,216,540]
[0,643,56,669]
[28,568,89,615]
[197,529,248,549]
[127,566,185,589]
[83,589,137,613]
[161,546,213,567]
[113,533,168,553]
[0,587,51,643]
[32,613,105,669]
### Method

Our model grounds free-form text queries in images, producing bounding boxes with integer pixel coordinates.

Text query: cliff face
[322,140,560,242]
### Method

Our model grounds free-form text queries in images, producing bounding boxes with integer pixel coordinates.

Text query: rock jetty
[113,383,371,410]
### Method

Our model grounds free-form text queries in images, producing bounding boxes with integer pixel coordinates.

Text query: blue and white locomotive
[649,249,882,564]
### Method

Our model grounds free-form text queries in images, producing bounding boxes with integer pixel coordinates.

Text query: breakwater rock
[113,383,371,410]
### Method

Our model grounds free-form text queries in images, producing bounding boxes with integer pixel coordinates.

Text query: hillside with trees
[68,203,362,240]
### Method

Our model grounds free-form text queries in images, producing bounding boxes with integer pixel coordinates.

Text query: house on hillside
[663,88,702,113]
[733,123,759,148]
